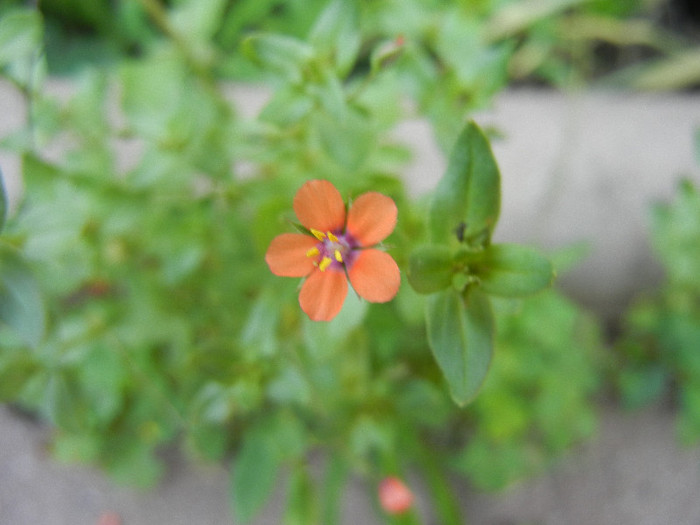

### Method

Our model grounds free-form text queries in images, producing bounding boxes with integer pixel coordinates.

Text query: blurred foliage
[616,179,700,444]
[1,0,698,145]
[2,0,677,523]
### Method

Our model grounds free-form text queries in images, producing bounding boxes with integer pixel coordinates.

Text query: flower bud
[378,476,414,515]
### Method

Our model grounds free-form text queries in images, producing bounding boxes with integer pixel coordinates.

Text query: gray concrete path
[3,404,700,525]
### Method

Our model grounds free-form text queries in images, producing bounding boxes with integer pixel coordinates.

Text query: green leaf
[284,466,318,525]
[0,243,45,348]
[0,350,38,400]
[474,244,554,297]
[407,244,455,294]
[169,0,227,42]
[231,421,283,524]
[429,120,501,246]
[242,33,315,83]
[308,0,361,76]
[0,8,42,66]
[0,165,7,233]
[0,8,45,88]
[425,288,494,406]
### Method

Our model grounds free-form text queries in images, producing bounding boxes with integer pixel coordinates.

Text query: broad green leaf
[475,244,554,297]
[0,165,7,233]
[231,421,283,524]
[426,288,494,406]
[407,244,455,294]
[0,243,45,348]
[429,121,501,246]
[309,0,361,76]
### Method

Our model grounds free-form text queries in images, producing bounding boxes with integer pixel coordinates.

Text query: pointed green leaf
[169,0,227,42]
[429,121,501,246]
[425,288,494,406]
[475,244,554,297]
[0,243,45,348]
[309,0,361,76]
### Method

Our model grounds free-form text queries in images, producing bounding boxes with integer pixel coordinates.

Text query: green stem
[417,446,466,525]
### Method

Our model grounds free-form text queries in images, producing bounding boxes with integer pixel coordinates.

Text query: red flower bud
[378,476,414,515]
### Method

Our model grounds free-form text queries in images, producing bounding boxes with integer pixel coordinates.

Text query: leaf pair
[409,121,554,405]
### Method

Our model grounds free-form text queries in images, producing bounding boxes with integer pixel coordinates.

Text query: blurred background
[1,0,700,524]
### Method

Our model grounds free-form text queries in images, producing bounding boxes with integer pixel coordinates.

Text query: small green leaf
[429,121,501,246]
[242,33,315,83]
[231,422,283,524]
[0,8,42,66]
[0,243,45,348]
[284,466,318,525]
[0,165,7,233]
[407,245,455,294]
[370,37,405,74]
[0,8,45,88]
[425,288,494,406]
[308,0,361,76]
[169,0,227,42]
[475,244,554,297]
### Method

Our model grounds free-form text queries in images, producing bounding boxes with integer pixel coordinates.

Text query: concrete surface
[2,82,700,524]
[3,403,700,525]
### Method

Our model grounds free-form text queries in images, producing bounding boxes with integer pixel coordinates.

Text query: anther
[334,249,343,263]
[310,229,326,241]
[327,232,339,242]
[306,247,320,258]
[319,257,332,272]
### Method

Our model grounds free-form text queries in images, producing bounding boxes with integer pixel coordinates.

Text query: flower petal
[299,269,348,321]
[346,192,397,247]
[293,180,346,234]
[265,233,318,277]
[348,249,400,303]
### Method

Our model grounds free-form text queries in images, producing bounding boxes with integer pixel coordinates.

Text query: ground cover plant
[1,1,696,524]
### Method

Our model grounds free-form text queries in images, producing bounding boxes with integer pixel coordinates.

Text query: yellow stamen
[327,232,339,243]
[334,249,343,263]
[306,247,320,258]
[318,256,332,272]
[311,229,326,240]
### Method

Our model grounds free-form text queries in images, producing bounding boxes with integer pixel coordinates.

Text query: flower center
[306,229,355,272]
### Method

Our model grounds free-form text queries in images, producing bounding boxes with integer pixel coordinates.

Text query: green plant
[616,179,700,443]
[0,2,607,524]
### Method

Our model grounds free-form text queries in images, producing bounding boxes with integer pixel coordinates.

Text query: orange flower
[378,476,414,515]
[265,179,400,321]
